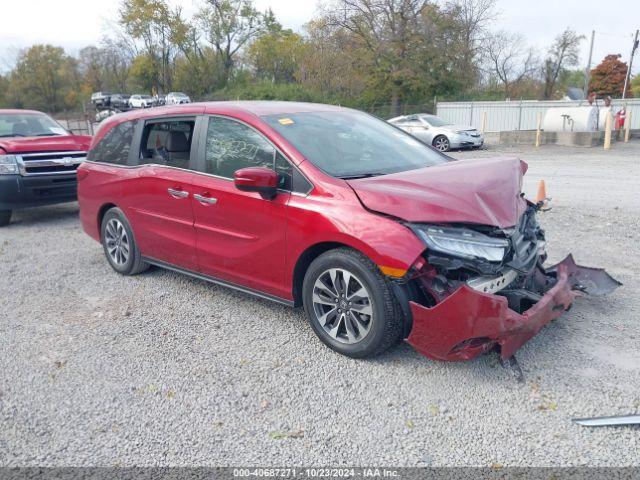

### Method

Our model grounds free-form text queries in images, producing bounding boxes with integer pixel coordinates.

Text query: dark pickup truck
[0,109,92,226]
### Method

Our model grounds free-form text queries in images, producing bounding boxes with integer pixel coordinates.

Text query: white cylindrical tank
[542,107,598,132]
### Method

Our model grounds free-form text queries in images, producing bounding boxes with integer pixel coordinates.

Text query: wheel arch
[432,134,449,145]
[291,241,353,306]
[97,203,118,240]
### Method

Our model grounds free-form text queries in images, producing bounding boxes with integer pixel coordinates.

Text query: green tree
[589,54,629,98]
[170,10,224,96]
[247,27,307,83]
[119,0,180,93]
[197,0,277,86]
[324,0,432,115]
[7,45,79,111]
[0,74,7,107]
[631,75,640,98]
[129,54,158,92]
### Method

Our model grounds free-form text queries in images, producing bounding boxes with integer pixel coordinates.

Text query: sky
[0,0,638,75]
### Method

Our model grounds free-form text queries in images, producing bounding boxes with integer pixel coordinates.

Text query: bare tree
[542,28,584,99]
[484,31,538,98]
[446,0,497,88]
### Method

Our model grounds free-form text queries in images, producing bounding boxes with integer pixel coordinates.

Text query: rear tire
[302,248,403,358]
[100,207,149,275]
[0,210,11,227]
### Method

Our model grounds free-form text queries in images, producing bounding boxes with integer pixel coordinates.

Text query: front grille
[17,151,86,177]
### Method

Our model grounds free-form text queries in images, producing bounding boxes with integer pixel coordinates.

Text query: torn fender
[407,255,621,361]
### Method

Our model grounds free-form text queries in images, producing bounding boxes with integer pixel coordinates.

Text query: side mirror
[234,167,278,200]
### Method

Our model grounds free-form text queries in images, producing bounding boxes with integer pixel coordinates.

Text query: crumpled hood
[346,157,528,229]
[0,135,92,154]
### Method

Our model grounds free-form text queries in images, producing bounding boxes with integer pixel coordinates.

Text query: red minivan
[78,102,619,361]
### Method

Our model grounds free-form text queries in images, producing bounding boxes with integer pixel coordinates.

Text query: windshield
[421,115,451,127]
[0,113,69,138]
[263,110,448,178]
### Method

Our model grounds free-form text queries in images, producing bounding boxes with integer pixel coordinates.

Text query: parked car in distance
[78,102,618,361]
[166,92,191,105]
[388,113,484,152]
[95,109,117,123]
[90,92,112,108]
[128,95,156,109]
[109,94,131,111]
[0,109,92,226]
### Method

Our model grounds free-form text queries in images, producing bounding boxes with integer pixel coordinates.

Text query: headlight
[0,154,19,175]
[412,225,509,262]
[454,130,467,135]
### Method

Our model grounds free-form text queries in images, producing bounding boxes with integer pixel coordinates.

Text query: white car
[128,95,156,109]
[388,114,484,152]
[165,92,191,105]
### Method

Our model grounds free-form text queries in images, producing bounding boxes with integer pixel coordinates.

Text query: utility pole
[622,29,639,99]
[583,30,595,97]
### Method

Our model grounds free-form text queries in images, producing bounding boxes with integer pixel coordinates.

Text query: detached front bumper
[407,255,620,361]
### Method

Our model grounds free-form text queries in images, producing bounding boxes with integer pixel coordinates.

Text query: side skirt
[142,256,295,307]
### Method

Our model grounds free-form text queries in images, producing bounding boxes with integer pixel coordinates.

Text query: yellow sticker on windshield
[278,118,294,125]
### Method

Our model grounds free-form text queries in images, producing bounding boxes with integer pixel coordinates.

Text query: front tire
[302,248,403,358]
[0,210,11,227]
[433,135,450,152]
[100,207,149,275]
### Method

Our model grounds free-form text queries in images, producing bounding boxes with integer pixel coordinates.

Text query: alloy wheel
[312,268,373,344]
[434,136,450,151]
[104,218,130,266]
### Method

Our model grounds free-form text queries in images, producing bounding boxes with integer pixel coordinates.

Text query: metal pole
[622,30,639,100]
[584,30,595,97]
[518,99,523,130]
[604,111,612,150]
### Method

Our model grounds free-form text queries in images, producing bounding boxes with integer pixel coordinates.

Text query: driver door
[403,115,432,143]
[190,115,291,299]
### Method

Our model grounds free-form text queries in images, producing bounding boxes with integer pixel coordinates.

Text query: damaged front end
[400,204,621,361]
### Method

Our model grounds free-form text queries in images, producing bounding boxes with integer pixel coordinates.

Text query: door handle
[168,188,189,199]
[193,193,218,205]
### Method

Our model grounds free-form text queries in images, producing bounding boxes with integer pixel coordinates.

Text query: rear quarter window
[88,121,135,165]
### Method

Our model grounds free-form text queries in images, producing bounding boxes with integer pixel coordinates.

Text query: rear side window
[138,119,195,170]
[88,121,135,165]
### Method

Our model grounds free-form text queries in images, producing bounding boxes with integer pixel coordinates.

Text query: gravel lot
[1,142,639,467]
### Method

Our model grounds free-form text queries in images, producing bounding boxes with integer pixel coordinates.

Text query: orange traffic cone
[535,180,550,210]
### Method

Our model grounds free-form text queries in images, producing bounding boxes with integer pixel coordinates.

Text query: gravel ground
[1,142,639,467]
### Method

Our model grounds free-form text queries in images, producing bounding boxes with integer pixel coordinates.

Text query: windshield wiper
[0,134,25,137]
[338,172,387,180]
[34,133,63,136]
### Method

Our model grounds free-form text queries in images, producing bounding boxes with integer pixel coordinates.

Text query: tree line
[0,0,637,115]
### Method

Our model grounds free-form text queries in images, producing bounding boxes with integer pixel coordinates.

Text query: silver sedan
[388,114,484,152]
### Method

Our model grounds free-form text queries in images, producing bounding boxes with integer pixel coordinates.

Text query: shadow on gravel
[9,203,79,227]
